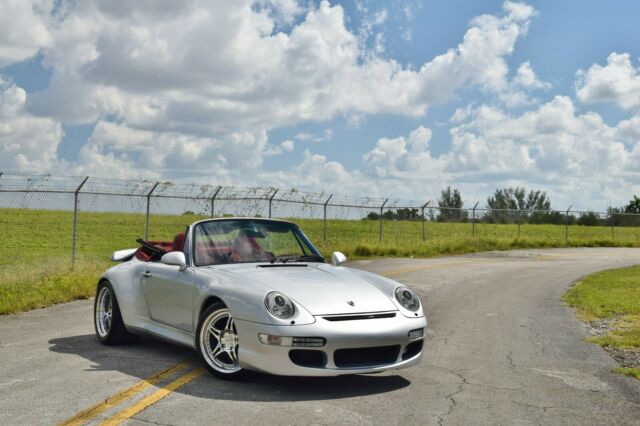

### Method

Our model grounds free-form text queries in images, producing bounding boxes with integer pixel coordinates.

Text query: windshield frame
[190,218,323,267]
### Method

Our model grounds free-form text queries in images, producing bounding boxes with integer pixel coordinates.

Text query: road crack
[436,383,463,426]
[506,351,516,369]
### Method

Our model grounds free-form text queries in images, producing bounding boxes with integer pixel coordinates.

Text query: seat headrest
[172,233,186,252]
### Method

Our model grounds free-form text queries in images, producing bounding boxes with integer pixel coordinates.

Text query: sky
[0,0,639,210]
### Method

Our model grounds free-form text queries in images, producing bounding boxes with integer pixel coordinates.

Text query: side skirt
[128,321,196,349]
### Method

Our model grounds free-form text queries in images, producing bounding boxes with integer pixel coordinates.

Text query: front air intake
[322,312,396,321]
[289,350,327,368]
[333,345,400,368]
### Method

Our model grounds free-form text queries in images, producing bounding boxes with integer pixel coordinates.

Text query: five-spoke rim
[95,286,113,338]
[199,309,241,373]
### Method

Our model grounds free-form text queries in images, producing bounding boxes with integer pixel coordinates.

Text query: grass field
[2,207,640,315]
[564,266,640,380]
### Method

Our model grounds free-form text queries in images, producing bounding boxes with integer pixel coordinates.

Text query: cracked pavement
[1,248,640,425]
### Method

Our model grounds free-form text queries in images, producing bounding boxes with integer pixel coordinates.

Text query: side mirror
[161,251,187,271]
[331,251,347,266]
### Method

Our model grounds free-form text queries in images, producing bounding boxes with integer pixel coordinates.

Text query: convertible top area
[129,218,321,265]
[134,233,185,262]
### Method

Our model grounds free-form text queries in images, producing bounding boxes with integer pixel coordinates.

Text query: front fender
[192,269,316,327]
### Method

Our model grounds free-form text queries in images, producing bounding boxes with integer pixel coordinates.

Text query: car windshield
[192,219,323,266]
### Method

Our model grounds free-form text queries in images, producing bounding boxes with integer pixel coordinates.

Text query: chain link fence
[2,172,640,279]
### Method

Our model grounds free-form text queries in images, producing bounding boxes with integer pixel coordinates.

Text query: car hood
[210,263,397,315]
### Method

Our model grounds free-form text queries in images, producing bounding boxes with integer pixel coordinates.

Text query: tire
[196,302,247,380]
[94,281,139,345]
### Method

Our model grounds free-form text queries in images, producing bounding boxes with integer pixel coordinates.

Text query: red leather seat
[230,232,266,262]
[172,233,186,252]
[195,242,232,265]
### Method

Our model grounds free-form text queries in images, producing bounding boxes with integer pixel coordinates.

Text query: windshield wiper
[270,254,325,263]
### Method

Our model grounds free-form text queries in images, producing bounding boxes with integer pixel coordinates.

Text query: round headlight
[395,286,420,311]
[265,291,295,319]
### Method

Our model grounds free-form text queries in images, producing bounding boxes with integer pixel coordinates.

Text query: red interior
[134,231,275,263]
[172,233,186,251]
[195,241,233,265]
[134,233,183,262]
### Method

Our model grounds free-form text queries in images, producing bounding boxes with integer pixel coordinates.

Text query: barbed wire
[1,172,634,214]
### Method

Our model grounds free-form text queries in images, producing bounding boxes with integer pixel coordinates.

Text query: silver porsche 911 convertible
[95,218,427,379]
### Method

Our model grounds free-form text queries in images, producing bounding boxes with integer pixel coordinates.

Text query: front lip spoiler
[247,348,425,377]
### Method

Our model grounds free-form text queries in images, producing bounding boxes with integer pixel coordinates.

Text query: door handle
[142,271,152,278]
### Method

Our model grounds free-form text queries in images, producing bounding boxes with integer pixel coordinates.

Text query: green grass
[2,207,640,315]
[563,266,640,380]
[614,367,640,380]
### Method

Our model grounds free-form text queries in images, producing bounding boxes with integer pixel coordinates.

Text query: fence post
[611,213,615,239]
[71,176,89,269]
[210,185,222,218]
[145,182,160,240]
[422,200,431,242]
[379,199,388,242]
[471,205,476,235]
[268,188,279,218]
[565,205,572,242]
[323,194,333,241]
[517,211,521,240]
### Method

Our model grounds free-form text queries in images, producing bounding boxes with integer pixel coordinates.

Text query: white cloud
[293,129,333,143]
[254,0,307,26]
[496,61,550,107]
[514,61,550,89]
[259,149,358,192]
[4,0,534,183]
[355,97,640,207]
[617,115,640,142]
[0,77,62,171]
[280,139,295,152]
[363,126,441,179]
[73,121,267,180]
[502,1,535,21]
[27,0,535,127]
[576,52,640,110]
[0,0,54,67]
[6,1,637,209]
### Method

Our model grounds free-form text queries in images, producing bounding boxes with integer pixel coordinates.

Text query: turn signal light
[408,328,424,340]
[258,334,326,347]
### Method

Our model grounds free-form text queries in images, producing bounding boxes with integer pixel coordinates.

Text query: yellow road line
[58,358,194,426]
[98,367,206,426]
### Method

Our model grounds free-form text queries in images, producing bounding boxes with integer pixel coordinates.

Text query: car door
[142,262,195,332]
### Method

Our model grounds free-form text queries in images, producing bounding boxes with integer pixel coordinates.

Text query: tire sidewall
[94,280,137,344]
[94,281,115,343]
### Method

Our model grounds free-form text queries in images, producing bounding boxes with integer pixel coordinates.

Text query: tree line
[366,188,640,227]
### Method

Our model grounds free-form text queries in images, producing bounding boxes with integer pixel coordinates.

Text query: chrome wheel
[199,309,241,374]
[95,286,113,338]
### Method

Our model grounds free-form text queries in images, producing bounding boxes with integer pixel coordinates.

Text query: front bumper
[234,313,427,376]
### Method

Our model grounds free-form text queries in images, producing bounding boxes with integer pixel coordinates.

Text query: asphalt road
[1,248,639,425]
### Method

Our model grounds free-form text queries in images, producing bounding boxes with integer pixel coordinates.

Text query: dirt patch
[587,317,640,369]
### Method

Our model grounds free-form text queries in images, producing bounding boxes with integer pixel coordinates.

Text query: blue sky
[1,0,639,209]
[268,1,640,190]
